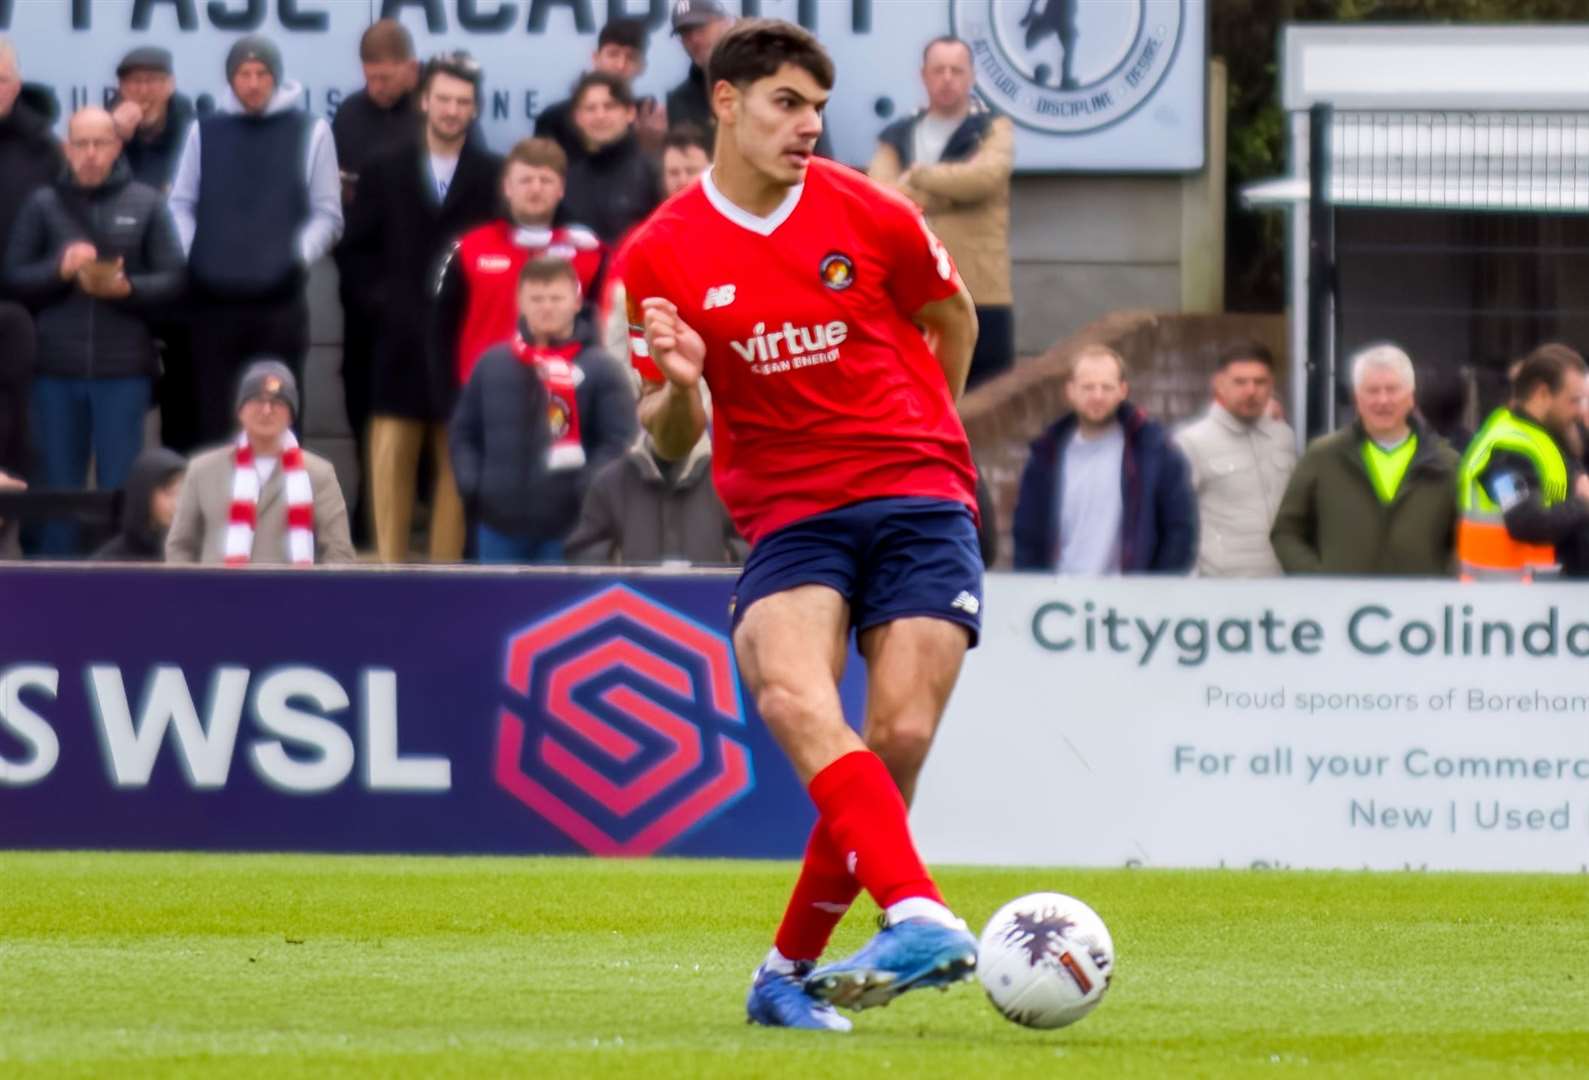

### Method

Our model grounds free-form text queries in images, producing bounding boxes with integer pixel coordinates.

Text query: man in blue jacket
[1013,344,1197,574]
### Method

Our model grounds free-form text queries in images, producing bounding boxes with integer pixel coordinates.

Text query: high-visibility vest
[1455,408,1568,580]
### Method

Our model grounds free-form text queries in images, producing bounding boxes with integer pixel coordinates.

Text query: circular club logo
[820,252,855,291]
[950,0,1184,136]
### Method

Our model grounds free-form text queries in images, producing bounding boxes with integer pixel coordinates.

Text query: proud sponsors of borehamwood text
[1030,600,1589,667]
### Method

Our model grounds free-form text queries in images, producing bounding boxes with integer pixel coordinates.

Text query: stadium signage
[0,568,851,856]
[3,0,1205,170]
[913,576,1589,873]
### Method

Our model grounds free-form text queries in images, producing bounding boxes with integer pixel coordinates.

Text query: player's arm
[914,282,978,402]
[638,297,709,461]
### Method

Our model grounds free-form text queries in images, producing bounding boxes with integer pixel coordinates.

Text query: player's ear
[710,78,739,126]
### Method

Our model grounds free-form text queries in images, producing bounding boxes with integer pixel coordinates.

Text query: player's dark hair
[360,19,414,64]
[1216,340,1275,372]
[519,256,579,289]
[598,17,648,54]
[664,122,713,159]
[504,136,568,179]
[572,70,635,110]
[707,18,835,93]
[421,50,482,97]
[1512,343,1586,402]
[922,35,972,65]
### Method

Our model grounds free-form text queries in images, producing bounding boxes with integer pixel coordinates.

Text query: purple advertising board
[0,567,866,857]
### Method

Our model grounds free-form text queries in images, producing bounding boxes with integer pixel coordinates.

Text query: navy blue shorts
[731,496,984,646]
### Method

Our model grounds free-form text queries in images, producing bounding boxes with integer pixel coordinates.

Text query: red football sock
[806,749,943,911]
[773,823,864,962]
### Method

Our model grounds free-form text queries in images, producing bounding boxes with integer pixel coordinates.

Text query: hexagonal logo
[494,584,753,855]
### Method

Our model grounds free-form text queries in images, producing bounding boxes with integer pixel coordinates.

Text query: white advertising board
[1,0,1205,170]
[915,575,1589,872]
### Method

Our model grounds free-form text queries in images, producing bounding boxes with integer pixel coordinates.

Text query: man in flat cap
[168,34,343,445]
[166,358,353,565]
[111,47,193,192]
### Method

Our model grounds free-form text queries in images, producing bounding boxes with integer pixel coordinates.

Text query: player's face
[922,41,974,114]
[593,43,644,82]
[1067,354,1128,427]
[1212,360,1274,423]
[723,64,827,188]
[119,70,174,127]
[1354,366,1414,440]
[503,162,564,225]
[363,58,416,109]
[422,71,477,144]
[573,85,635,150]
[519,275,581,342]
[662,144,709,197]
[231,60,275,115]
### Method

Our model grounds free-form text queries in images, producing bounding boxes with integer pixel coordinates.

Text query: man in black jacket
[110,47,194,192]
[664,0,735,136]
[92,446,186,562]
[451,256,635,563]
[0,38,65,300]
[349,53,501,563]
[560,72,660,246]
[535,18,657,161]
[3,107,185,555]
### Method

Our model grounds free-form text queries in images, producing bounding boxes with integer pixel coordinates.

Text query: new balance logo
[951,592,980,616]
[703,284,736,310]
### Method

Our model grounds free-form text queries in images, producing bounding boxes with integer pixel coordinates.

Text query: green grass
[1,854,1587,1077]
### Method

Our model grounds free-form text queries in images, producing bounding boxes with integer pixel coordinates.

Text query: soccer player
[624,20,983,1032]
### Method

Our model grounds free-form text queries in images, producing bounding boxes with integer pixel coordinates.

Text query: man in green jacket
[1271,343,1459,575]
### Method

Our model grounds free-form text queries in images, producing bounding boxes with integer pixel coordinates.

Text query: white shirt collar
[701,167,804,237]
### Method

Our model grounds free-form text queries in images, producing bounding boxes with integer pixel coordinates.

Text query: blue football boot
[803,917,978,1010]
[746,961,853,1031]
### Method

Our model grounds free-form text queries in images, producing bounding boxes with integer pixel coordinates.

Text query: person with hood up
[3,107,185,556]
[93,447,186,561]
[167,34,343,443]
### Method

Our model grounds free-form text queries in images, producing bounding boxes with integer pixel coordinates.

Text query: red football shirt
[623,159,976,544]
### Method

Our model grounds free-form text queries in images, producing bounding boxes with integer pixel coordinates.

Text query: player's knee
[754,679,826,737]
[867,715,935,775]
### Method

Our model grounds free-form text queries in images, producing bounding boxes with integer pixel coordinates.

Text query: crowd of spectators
[3,15,1586,582]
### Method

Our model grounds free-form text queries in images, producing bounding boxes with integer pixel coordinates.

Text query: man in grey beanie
[168,34,342,445]
[166,357,354,565]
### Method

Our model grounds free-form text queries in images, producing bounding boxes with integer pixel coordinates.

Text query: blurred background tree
[1216,0,1587,312]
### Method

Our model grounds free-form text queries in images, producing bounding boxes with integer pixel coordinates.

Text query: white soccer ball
[977,892,1115,1029]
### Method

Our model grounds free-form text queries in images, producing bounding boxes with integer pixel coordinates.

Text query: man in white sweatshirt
[167,34,342,444]
[1174,340,1297,577]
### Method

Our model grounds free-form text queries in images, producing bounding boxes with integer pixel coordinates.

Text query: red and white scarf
[512,336,586,472]
[225,430,315,566]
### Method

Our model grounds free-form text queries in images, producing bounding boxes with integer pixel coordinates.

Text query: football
[977,892,1115,1029]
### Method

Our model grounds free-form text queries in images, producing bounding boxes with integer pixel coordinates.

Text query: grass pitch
[2,854,1587,1078]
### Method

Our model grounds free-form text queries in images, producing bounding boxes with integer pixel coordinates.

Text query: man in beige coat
[1174,341,1296,577]
[166,359,354,565]
[869,34,1013,390]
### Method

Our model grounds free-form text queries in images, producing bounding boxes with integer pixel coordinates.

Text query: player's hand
[59,242,98,281]
[642,297,706,390]
[111,100,143,140]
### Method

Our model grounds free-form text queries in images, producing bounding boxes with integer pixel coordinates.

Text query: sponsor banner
[2,0,1205,170]
[915,575,1589,872]
[0,566,864,856]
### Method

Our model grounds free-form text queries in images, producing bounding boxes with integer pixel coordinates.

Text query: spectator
[1012,345,1196,574]
[1456,343,1589,580]
[665,0,735,135]
[109,47,194,192]
[433,137,605,396]
[168,34,343,443]
[536,18,663,160]
[1272,344,1457,576]
[0,304,32,557]
[3,107,185,556]
[1415,361,1473,454]
[0,36,65,296]
[92,446,186,561]
[870,36,1014,390]
[451,257,635,564]
[601,123,712,362]
[351,52,501,564]
[333,20,420,536]
[567,429,744,565]
[166,360,353,565]
[1174,341,1296,577]
[559,73,661,247]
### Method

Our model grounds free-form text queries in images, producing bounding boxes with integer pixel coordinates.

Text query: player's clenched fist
[642,297,706,390]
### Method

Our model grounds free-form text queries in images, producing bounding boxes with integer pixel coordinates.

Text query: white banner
[2,0,1205,170]
[916,575,1589,871]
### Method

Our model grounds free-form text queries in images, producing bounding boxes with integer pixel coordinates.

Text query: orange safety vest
[1455,408,1568,581]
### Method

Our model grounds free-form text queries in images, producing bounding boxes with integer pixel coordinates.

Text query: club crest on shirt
[819,252,856,291]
